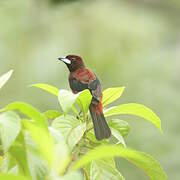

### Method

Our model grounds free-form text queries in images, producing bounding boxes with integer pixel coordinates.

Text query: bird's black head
[58,55,85,72]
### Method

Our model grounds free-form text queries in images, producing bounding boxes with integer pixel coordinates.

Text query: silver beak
[58,56,71,64]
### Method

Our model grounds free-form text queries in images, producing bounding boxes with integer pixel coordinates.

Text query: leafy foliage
[90,159,125,180]
[73,146,167,180]
[0,111,21,152]
[104,103,162,132]
[0,70,13,90]
[102,87,125,107]
[0,71,167,180]
[31,83,59,97]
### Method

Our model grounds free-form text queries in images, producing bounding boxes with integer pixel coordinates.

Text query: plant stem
[82,168,89,180]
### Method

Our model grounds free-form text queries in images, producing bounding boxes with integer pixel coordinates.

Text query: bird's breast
[72,68,96,83]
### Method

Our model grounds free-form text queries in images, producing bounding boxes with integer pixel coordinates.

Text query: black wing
[89,76,102,104]
[69,77,88,92]
[69,76,102,103]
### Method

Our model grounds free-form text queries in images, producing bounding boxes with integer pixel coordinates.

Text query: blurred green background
[0,0,179,179]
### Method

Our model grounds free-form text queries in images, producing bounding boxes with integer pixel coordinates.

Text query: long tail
[89,102,111,140]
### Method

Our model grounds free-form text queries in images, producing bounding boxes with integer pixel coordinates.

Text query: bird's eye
[71,58,75,60]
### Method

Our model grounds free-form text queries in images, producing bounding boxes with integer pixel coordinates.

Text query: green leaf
[52,115,85,149]
[86,131,101,144]
[8,166,18,174]
[72,145,167,180]
[0,111,21,152]
[111,128,126,147]
[49,127,70,174]
[85,131,108,145]
[25,133,49,180]
[30,83,59,96]
[90,159,125,180]
[23,121,54,166]
[58,89,92,115]
[58,90,78,113]
[9,144,30,177]
[52,115,79,140]
[49,171,83,180]
[76,90,92,118]
[44,110,62,120]
[0,154,18,174]
[102,87,125,107]
[27,150,48,180]
[0,70,13,90]
[104,103,162,132]
[108,119,130,137]
[62,171,83,180]
[67,123,86,150]
[0,174,29,180]
[4,101,47,129]
[9,132,31,177]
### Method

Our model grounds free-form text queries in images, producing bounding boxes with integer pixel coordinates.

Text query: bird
[58,55,111,140]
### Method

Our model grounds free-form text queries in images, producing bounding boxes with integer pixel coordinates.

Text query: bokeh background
[0,0,180,179]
